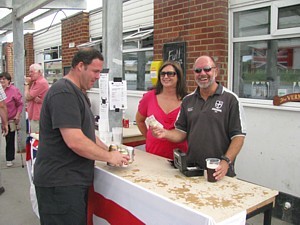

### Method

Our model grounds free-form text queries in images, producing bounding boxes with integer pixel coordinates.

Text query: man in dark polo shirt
[152,55,246,181]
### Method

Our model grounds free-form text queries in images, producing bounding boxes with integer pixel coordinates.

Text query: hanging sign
[109,79,127,110]
[273,93,300,106]
[99,69,110,132]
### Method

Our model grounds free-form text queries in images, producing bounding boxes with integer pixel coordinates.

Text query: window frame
[271,0,300,36]
[43,45,62,85]
[123,29,153,42]
[88,27,154,92]
[229,0,300,110]
[123,47,154,91]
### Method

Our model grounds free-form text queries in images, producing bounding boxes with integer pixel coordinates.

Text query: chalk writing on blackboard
[163,42,186,78]
[167,48,183,63]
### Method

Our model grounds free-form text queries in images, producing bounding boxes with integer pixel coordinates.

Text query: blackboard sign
[163,42,186,78]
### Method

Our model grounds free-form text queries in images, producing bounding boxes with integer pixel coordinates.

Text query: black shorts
[35,185,89,225]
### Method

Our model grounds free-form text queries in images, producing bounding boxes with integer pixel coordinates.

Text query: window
[231,2,300,100]
[77,39,102,52]
[123,50,153,91]
[233,38,300,99]
[123,27,154,91]
[278,5,300,29]
[123,31,139,50]
[271,1,300,35]
[87,28,154,91]
[123,29,153,42]
[44,46,61,60]
[44,46,62,84]
[233,7,270,38]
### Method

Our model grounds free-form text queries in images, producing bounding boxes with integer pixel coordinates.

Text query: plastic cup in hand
[206,158,220,182]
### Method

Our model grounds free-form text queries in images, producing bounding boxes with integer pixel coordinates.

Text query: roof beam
[0,0,87,30]
[43,0,86,10]
[0,0,86,9]
[3,21,35,30]
[0,0,53,29]
[14,0,54,19]
[0,0,13,8]
[0,13,13,29]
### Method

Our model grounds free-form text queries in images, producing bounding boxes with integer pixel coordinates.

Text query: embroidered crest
[212,100,223,113]
[187,107,193,112]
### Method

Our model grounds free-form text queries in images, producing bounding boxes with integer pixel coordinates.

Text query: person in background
[34,48,129,225]
[0,72,23,167]
[25,63,49,133]
[0,84,9,195]
[152,55,247,180]
[136,61,188,160]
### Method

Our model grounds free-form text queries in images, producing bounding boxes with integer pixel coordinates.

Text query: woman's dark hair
[0,72,12,82]
[71,47,104,69]
[155,61,187,100]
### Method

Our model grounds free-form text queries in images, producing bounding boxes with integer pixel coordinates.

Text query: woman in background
[136,61,188,160]
[0,72,23,167]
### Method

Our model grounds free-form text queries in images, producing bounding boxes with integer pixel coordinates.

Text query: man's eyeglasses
[194,66,216,73]
[159,71,177,77]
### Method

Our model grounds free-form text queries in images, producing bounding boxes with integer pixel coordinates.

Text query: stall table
[121,124,145,146]
[88,149,278,225]
[26,125,144,217]
[27,130,277,225]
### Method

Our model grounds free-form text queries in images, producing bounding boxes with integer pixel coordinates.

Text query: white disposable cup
[112,127,123,145]
[104,132,112,145]
[127,146,134,163]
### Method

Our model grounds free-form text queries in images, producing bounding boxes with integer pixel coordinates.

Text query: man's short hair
[71,48,104,68]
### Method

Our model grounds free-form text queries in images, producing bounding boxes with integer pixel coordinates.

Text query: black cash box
[173,149,204,177]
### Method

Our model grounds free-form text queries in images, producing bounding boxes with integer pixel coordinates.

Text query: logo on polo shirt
[187,107,193,112]
[212,100,223,113]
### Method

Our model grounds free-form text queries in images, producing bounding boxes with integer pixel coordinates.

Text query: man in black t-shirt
[34,48,129,225]
[152,55,246,180]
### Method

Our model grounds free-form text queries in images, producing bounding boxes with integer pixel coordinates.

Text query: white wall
[33,23,62,65]
[89,0,153,39]
[236,105,300,197]
[33,23,61,51]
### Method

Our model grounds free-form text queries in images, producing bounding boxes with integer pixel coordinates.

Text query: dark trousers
[5,130,15,161]
[35,186,89,225]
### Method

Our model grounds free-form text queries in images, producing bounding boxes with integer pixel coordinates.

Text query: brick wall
[154,0,228,92]
[3,33,34,79]
[3,42,14,78]
[24,33,34,77]
[61,12,90,70]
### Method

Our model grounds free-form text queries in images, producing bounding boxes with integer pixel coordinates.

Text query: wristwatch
[221,155,232,165]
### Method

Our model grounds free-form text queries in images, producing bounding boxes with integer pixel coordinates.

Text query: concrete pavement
[0,136,292,225]
[0,136,39,225]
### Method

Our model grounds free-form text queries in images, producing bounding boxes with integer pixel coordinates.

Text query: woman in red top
[136,61,188,160]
